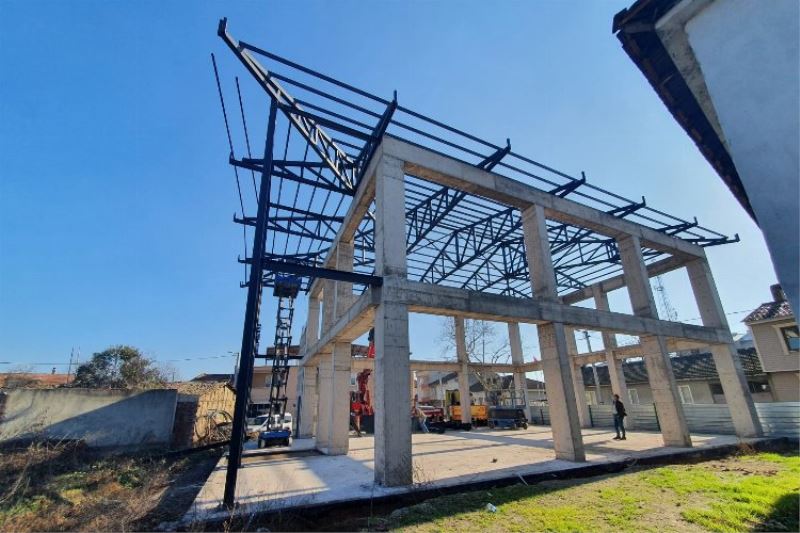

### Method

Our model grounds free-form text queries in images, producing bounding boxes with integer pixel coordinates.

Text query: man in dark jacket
[612,393,627,440]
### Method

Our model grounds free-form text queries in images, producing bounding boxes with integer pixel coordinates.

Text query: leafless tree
[438,318,511,398]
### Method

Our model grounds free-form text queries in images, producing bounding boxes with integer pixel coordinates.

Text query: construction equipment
[350,329,376,435]
[259,275,301,447]
[449,404,489,425]
[487,406,528,430]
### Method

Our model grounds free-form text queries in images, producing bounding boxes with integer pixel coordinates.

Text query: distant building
[0,372,73,389]
[614,0,799,315]
[582,350,771,405]
[418,371,547,407]
[744,285,799,401]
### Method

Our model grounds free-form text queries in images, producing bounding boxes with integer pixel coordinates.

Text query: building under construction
[203,18,765,514]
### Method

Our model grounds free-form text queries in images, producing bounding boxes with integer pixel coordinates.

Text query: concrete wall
[0,388,177,448]
[660,0,800,314]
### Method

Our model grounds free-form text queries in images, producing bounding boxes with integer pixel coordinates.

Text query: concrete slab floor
[185,427,759,523]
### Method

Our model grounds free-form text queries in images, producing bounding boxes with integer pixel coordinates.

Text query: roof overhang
[613,0,757,222]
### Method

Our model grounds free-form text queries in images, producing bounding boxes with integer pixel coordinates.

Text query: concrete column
[315,355,332,450]
[297,365,317,438]
[321,279,335,331]
[538,323,586,461]
[508,322,529,411]
[592,286,635,429]
[325,242,355,455]
[316,280,336,451]
[326,342,352,454]
[687,257,762,437]
[618,235,691,447]
[522,204,585,462]
[455,317,472,424]
[374,154,412,486]
[305,296,320,350]
[566,327,591,428]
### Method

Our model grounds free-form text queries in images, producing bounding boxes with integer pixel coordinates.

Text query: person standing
[612,393,627,440]
[415,406,429,434]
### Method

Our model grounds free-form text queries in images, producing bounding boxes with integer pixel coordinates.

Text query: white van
[247,413,293,436]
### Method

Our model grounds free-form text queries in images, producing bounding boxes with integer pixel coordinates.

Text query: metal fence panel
[533,402,798,438]
[755,402,800,438]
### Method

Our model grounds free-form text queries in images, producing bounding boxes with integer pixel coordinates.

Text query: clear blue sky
[0,1,777,380]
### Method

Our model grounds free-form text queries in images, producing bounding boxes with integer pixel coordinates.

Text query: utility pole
[581,330,604,405]
[67,347,74,378]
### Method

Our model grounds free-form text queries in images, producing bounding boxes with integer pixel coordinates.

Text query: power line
[0,353,239,367]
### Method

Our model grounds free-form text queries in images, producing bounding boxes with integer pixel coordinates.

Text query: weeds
[0,440,218,532]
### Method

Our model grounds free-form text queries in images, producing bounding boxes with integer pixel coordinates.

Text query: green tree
[71,345,166,388]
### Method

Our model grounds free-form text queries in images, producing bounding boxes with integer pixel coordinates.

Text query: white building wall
[661,0,799,315]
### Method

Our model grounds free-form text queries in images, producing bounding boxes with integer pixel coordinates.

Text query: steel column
[223,99,278,508]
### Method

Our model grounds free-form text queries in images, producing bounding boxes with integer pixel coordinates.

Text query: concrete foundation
[186,428,771,522]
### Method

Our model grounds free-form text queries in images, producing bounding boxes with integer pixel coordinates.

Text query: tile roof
[743,300,794,323]
[581,349,763,386]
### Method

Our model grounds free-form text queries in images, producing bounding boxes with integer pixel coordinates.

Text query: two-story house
[744,285,799,401]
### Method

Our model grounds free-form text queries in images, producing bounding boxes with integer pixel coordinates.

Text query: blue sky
[0,1,777,380]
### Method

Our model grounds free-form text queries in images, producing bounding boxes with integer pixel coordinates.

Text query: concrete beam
[352,358,517,374]
[561,255,687,305]
[300,287,379,367]
[393,280,731,345]
[381,136,705,257]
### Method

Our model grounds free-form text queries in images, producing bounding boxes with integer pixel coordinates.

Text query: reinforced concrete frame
[213,19,761,505]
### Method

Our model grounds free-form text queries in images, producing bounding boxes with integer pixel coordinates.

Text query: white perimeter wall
[674,0,799,314]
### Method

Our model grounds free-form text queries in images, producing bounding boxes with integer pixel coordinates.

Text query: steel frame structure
[213,18,738,507]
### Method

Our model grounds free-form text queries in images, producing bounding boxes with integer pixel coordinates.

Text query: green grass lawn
[383,451,799,533]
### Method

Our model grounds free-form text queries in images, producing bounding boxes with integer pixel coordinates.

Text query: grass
[381,451,799,533]
[0,440,220,532]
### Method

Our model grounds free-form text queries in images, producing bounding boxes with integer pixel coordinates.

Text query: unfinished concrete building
[213,19,762,506]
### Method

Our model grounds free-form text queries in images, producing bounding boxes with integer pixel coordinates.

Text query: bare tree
[438,318,511,399]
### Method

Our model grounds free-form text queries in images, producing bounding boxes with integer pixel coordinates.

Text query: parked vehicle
[247,413,292,437]
[487,406,528,430]
[257,428,291,448]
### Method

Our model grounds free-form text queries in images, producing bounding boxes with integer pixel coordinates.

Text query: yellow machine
[449,404,488,423]
[446,389,490,424]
